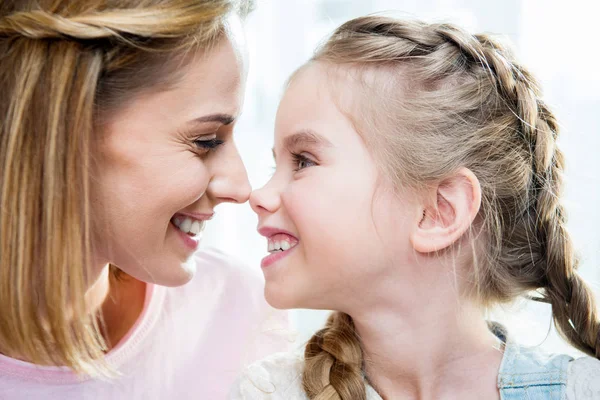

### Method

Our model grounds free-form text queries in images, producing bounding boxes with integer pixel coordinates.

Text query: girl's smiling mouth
[258,227,299,268]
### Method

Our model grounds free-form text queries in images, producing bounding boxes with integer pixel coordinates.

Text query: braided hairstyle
[0,0,251,375]
[301,16,600,399]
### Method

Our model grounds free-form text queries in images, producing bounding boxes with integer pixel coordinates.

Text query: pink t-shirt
[0,248,292,399]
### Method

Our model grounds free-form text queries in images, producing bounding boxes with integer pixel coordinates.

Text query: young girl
[232,16,600,400]
[0,1,288,399]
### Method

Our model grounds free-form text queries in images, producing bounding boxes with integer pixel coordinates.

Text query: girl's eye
[194,138,224,153]
[292,153,316,171]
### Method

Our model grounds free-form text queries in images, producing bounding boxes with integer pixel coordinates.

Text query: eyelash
[194,138,224,152]
[292,152,316,171]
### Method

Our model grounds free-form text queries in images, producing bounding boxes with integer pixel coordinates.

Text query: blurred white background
[203,0,600,356]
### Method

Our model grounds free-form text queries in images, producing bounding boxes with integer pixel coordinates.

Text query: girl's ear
[410,168,482,253]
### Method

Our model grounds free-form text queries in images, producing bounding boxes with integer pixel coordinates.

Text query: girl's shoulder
[500,336,600,399]
[229,351,307,399]
[566,356,600,400]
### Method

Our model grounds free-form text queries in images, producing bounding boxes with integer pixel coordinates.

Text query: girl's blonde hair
[0,0,251,375]
[301,16,600,399]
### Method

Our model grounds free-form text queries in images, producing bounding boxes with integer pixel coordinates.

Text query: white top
[0,248,293,400]
[230,351,600,399]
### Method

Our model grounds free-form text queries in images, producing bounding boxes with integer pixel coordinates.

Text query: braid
[525,94,600,357]
[469,33,600,358]
[434,22,600,359]
[441,19,600,358]
[303,312,366,400]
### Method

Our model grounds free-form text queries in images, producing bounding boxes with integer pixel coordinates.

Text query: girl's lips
[261,244,296,268]
[257,226,298,240]
[257,226,299,268]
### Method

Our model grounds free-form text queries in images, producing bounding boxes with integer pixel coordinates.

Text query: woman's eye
[292,153,316,171]
[194,138,224,153]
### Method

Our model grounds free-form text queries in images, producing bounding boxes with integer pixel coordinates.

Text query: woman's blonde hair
[0,0,251,375]
[301,16,600,399]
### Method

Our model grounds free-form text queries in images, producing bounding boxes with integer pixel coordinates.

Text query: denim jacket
[493,323,574,400]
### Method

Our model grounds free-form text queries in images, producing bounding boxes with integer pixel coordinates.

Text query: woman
[0,1,289,398]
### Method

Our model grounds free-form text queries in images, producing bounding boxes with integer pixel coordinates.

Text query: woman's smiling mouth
[171,215,207,237]
[170,213,213,251]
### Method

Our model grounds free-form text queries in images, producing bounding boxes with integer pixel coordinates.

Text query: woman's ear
[410,168,481,253]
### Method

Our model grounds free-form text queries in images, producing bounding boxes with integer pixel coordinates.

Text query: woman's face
[93,29,250,287]
[250,63,419,310]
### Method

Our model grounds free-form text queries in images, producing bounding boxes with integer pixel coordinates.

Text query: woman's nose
[207,143,251,205]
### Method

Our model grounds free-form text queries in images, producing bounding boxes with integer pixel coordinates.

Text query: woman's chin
[124,259,197,288]
[158,263,196,287]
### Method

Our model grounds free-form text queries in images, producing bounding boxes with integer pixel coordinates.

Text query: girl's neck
[352,296,503,400]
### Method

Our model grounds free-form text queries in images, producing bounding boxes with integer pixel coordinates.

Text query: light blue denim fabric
[491,323,574,400]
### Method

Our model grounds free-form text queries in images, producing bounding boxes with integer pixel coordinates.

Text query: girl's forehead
[284,62,387,118]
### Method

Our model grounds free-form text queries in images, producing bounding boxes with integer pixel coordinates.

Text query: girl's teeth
[173,217,182,227]
[267,239,295,252]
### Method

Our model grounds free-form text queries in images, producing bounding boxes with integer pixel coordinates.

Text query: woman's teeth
[172,216,205,236]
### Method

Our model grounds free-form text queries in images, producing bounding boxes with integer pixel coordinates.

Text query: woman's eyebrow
[187,113,236,126]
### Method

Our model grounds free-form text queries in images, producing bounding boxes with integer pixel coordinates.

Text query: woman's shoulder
[188,248,293,359]
[229,351,307,399]
[185,247,288,326]
[192,247,264,292]
[163,247,284,334]
[195,247,260,278]
[566,356,600,400]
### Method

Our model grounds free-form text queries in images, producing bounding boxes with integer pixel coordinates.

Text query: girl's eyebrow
[272,129,333,160]
[284,129,333,149]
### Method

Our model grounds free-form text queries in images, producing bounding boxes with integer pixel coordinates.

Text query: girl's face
[250,64,420,310]
[93,28,250,287]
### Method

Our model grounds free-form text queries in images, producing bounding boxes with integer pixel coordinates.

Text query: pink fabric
[0,248,292,399]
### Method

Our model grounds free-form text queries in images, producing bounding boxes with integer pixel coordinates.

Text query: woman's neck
[351,294,503,400]
[0,264,147,363]
[93,265,147,350]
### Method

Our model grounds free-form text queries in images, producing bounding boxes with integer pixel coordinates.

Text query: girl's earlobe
[410,168,481,253]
